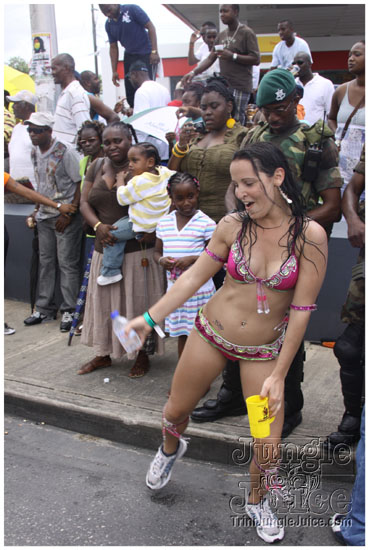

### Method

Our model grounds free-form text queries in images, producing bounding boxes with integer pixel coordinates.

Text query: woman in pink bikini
[125,142,328,543]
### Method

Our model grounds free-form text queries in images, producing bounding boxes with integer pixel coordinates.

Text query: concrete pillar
[29,4,58,113]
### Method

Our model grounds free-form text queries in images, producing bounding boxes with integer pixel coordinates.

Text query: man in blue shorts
[99,4,160,108]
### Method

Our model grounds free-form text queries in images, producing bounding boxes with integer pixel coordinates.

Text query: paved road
[5,415,351,546]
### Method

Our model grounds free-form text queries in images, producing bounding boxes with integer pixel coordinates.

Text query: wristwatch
[233,53,238,61]
[56,202,61,210]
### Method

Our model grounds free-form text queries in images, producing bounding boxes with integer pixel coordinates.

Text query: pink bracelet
[290,304,317,311]
[205,247,226,264]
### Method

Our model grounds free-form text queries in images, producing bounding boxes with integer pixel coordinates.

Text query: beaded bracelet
[290,304,317,311]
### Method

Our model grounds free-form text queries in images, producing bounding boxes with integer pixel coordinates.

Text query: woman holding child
[78,122,166,378]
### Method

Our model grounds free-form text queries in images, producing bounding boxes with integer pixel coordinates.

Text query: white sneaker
[4,323,15,335]
[97,273,123,286]
[146,438,188,490]
[245,496,284,543]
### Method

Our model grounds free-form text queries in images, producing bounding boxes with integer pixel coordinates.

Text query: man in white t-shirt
[7,90,38,190]
[51,53,91,146]
[128,60,171,159]
[189,23,220,83]
[294,51,335,125]
[129,60,170,113]
[270,19,312,70]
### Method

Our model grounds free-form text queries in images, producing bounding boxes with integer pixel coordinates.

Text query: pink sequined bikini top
[227,232,299,313]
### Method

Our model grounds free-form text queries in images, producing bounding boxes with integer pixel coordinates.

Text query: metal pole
[29,4,59,113]
[91,4,99,76]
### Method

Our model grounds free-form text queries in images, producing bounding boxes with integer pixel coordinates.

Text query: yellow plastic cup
[246,395,275,438]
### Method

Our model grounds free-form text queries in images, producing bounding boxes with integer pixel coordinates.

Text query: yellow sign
[257,34,281,54]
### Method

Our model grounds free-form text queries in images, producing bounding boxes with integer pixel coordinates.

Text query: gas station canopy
[164,4,365,37]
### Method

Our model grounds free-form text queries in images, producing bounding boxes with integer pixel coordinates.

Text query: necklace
[225,23,241,48]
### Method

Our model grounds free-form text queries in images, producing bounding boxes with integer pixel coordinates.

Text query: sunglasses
[294,60,304,66]
[262,98,295,115]
[27,127,48,134]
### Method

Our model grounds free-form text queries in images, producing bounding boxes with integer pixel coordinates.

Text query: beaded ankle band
[253,456,292,504]
[162,412,189,440]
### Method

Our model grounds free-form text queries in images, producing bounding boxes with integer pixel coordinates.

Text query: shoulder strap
[245,122,268,144]
[341,95,365,141]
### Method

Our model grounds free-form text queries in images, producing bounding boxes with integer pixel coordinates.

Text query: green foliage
[7,56,30,74]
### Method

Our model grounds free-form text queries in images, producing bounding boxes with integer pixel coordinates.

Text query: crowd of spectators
[4,4,365,546]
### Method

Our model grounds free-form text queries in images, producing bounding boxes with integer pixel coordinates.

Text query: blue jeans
[341,406,365,545]
[100,215,141,277]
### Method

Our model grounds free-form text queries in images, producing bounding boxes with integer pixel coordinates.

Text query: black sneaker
[24,312,55,326]
[60,311,74,332]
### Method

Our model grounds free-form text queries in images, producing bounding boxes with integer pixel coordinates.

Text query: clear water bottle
[288,64,300,76]
[110,310,142,353]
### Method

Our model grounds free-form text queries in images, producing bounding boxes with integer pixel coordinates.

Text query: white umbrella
[124,106,187,143]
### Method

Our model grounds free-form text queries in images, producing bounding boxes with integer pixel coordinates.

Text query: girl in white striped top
[155,172,216,358]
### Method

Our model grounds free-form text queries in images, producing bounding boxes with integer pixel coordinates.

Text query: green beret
[256,69,296,108]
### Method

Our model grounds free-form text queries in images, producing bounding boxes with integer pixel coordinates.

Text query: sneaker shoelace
[150,449,170,478]
[62,312,73,322]
[258,498,281,534]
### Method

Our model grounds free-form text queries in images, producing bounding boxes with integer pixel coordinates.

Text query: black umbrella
[67,241,94,346]
[30,225,39,313]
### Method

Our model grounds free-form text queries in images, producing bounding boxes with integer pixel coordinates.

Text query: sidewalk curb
[5,383,356,478]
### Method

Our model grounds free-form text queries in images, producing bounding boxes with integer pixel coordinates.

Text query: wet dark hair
[77,120,105,153]
[167,172,200,198]
[202,75,236,117]
[184,82,204,103]
[130,142,161,166]
[232,142,313,263]
[103,120,138,144]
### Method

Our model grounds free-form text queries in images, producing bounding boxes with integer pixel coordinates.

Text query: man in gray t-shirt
[22,112,83,333]
[183,5,260,125]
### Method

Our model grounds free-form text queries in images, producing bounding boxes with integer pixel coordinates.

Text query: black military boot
[191,360,247,423]
[325,411,362,448]
[324,324,365,449]
[281,342,305,438]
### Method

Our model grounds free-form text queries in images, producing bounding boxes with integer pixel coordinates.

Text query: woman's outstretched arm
[125,216,236,342]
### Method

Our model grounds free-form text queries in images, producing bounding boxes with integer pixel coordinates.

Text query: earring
[226,117,236,129]
[279,187,292,204]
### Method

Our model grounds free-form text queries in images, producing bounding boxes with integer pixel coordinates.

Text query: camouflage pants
[341,247,365,325]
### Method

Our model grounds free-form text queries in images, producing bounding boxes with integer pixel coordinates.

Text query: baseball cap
[7,90,38,105]
[127,61,149,76]
[256,69,296,108]
[24,112,54,128]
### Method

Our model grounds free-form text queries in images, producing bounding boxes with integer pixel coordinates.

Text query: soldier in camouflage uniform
[326,146,365,448]
[191,69,342,438]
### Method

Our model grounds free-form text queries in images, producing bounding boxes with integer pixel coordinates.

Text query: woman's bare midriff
[202,274,294,347]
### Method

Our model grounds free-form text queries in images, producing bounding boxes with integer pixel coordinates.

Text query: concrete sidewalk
[5,299,354,475]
